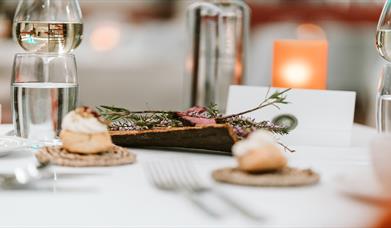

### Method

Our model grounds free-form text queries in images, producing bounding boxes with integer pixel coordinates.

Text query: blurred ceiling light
[90,23,121,52]
[296,23,326,40]
[280,60,312,87]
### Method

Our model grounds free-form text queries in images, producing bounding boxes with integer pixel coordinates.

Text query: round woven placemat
[35,145,136,167]
[212,167,319,187]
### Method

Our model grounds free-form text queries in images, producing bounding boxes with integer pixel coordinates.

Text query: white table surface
[0,124,383,227]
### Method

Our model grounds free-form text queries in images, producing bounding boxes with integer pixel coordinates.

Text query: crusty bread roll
[60,130,113,154]
[237,144,287,172]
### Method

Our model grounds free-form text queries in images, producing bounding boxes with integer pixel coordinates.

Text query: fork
[144,162,221,218]
[171,160,263,221]
[145,160,263,221]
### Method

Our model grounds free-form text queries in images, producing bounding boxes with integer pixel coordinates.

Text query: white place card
[226,85,356,146]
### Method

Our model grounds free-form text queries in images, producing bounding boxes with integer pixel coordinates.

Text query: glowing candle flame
[280,60,312,87]
[272,40,328,90]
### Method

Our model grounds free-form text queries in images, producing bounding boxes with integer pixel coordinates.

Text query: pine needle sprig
[97,106,183,130]
[97,105,131,121]
[205,103,222,118]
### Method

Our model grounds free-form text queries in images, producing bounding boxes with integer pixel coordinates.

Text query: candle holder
[272,40,328,90]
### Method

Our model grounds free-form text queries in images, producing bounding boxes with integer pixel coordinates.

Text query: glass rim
[14,53,76,58]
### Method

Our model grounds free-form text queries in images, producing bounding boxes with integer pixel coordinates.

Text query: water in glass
[377,95,391,132]
[12,82,77,141]
[376,64,391,133]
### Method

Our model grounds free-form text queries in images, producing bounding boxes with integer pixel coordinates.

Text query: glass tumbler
[11,53,78,143]
[377,64,391,133]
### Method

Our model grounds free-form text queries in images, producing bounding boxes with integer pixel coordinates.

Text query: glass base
[9,130,62,149]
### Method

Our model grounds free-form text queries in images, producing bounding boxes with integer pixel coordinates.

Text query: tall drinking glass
[377,64,391,132]
[11,53,78,143]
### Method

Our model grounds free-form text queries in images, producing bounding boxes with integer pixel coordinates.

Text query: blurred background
[0,0,386,127]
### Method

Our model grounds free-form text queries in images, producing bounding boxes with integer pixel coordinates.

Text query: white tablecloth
[0,124,383,227]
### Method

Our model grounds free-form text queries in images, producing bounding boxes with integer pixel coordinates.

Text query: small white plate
[334,171,391,203]
[0,136,30,157]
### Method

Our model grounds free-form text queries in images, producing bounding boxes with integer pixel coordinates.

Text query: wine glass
[376,0,391,62]
[376,1,391,132]
[13,0,83,54]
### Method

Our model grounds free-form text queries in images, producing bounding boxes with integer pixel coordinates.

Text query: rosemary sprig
[218,88,291,120]
[220,116,289,137]
[97,88,292,138]
[97,105,173,120]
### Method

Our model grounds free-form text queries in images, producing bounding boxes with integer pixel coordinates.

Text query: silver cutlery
[144,161,221,218]
[144,160,263,221]
[173,160,263,221]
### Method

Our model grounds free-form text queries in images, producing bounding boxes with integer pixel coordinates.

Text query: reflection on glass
[376,0,391,62]
[13,0,83,54]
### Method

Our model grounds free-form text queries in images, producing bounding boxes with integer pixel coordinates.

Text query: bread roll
[60,130,113,154]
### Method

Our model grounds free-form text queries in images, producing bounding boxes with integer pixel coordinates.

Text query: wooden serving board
[109,124,238,153]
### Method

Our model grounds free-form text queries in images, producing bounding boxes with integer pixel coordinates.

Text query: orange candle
[272,40,328,89]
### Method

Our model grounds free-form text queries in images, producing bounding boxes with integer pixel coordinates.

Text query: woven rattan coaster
[212,167,319,187]
[35,145,136,167]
